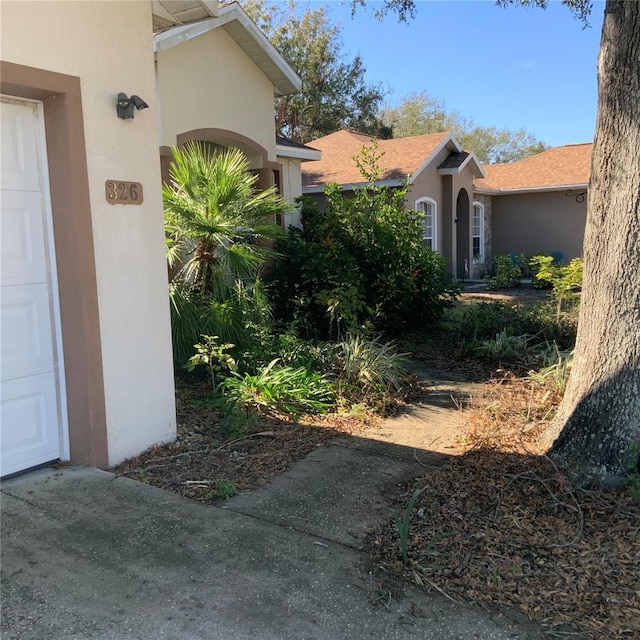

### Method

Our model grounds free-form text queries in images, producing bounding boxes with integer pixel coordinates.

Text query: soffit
[152,1,219,31]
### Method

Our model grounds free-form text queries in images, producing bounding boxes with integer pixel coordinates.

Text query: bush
[529,255,583,317]
[330,334,409,404]
[475,330,533,365]
[485,255,524,290]
[268,142,459,339]
[169,282,271,368]
[458,299,578,355]
[218,359,336,416]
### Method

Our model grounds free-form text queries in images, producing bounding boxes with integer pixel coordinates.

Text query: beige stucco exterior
[1,1,176,466]
[407,147,479,278]
[489,190,586,259]
[407,146,447,252]
[156,26,277,166]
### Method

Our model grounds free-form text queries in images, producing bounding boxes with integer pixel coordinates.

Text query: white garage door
[1,96,68,476]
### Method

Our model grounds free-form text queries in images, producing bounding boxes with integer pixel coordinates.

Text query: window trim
[416,197,437,251]
[472,201,485,263]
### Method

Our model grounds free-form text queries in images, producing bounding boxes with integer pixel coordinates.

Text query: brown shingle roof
[475,143,592,192]
[438,151,470,170]
[301,130,452,189]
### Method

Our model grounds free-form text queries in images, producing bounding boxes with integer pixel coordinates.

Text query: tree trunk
[543,1,640,485]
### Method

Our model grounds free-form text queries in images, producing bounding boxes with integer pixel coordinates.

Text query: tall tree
[381,91,548,163]
[356,0,640,486]
[380,91,450,138]
[242,0,390,143]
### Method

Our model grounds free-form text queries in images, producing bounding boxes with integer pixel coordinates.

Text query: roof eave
[152,0,219,30]
[154,3,301,96]
[473,182,589,195]
[302,178,405,194]
[276,145,322,161]
[408,133,462,184]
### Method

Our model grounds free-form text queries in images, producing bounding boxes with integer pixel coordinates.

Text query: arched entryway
[456,188,471,280]
[160,128,280,190]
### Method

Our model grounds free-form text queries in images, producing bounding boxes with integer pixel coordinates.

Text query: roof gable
[301,130,466,191]
[154,2,300,96]
[475,143,592,193]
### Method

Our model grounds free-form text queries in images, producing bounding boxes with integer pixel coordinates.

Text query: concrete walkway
[1,369,545,640]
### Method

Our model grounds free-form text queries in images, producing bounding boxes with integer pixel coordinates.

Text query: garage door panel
[1,96,65,476]
[1,284,55,381]
[0,374,60,476]
[0,101,40,192]
[0,190,49,285]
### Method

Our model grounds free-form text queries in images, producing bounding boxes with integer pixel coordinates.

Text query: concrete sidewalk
[1,434,546,640]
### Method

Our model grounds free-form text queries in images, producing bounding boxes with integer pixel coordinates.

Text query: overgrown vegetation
[268,142,459,339]
[530,255,583,317]
[164,142,284,366]
[484,254,524,290]
[163,140,432,427]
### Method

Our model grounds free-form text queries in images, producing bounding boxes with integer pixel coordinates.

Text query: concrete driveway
[1,430,547,640]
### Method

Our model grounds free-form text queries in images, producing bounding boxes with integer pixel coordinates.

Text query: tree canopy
[381,91,548,163]
[351,0,593,26]
[242,0,390,143]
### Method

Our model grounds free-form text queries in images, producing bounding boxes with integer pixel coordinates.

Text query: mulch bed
[367,453,640,639]
[112,376,374,503]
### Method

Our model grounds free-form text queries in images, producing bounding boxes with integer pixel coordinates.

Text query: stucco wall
[156,27,277,162]
[407,146,452,252]
[491,190,586,259]
[1,1,176,465]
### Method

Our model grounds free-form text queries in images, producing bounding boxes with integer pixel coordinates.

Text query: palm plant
[164,142,285,296]
[163,143,286,366]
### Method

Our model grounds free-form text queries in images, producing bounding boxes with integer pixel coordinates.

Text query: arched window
[472,201,485,263]
[416,197,437,251]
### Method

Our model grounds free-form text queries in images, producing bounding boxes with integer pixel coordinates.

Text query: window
[472,202,484,262]
[416,197,437,251]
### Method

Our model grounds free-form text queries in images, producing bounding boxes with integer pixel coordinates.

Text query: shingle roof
[301,130,452,189]
[276,135,318,151]
[438,151,470,170]
[475,143,592,192]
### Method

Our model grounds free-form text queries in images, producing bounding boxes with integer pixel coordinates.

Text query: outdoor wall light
[116,93,149,119]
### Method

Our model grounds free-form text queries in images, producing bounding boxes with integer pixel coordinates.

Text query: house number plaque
[105,180,143,205]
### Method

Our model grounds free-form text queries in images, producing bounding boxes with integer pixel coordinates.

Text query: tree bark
[544,1,640,485]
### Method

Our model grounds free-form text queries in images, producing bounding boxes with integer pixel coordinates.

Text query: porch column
[441,175,455,275]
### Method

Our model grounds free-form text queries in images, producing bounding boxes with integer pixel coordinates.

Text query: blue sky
[310,0,605,147]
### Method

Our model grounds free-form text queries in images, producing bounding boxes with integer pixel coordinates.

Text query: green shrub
[527,346,573,396]
[529,255,583,317]
[169,282,271,368]
[218,359,336,416]
[475,330,533,365]
[163,143,283,368]
[268,142,459,338]
[458,300,577,352]
[485,255,524,290]
[331,334,409,402]
[184,335,237,391]
[241,327,330,373]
